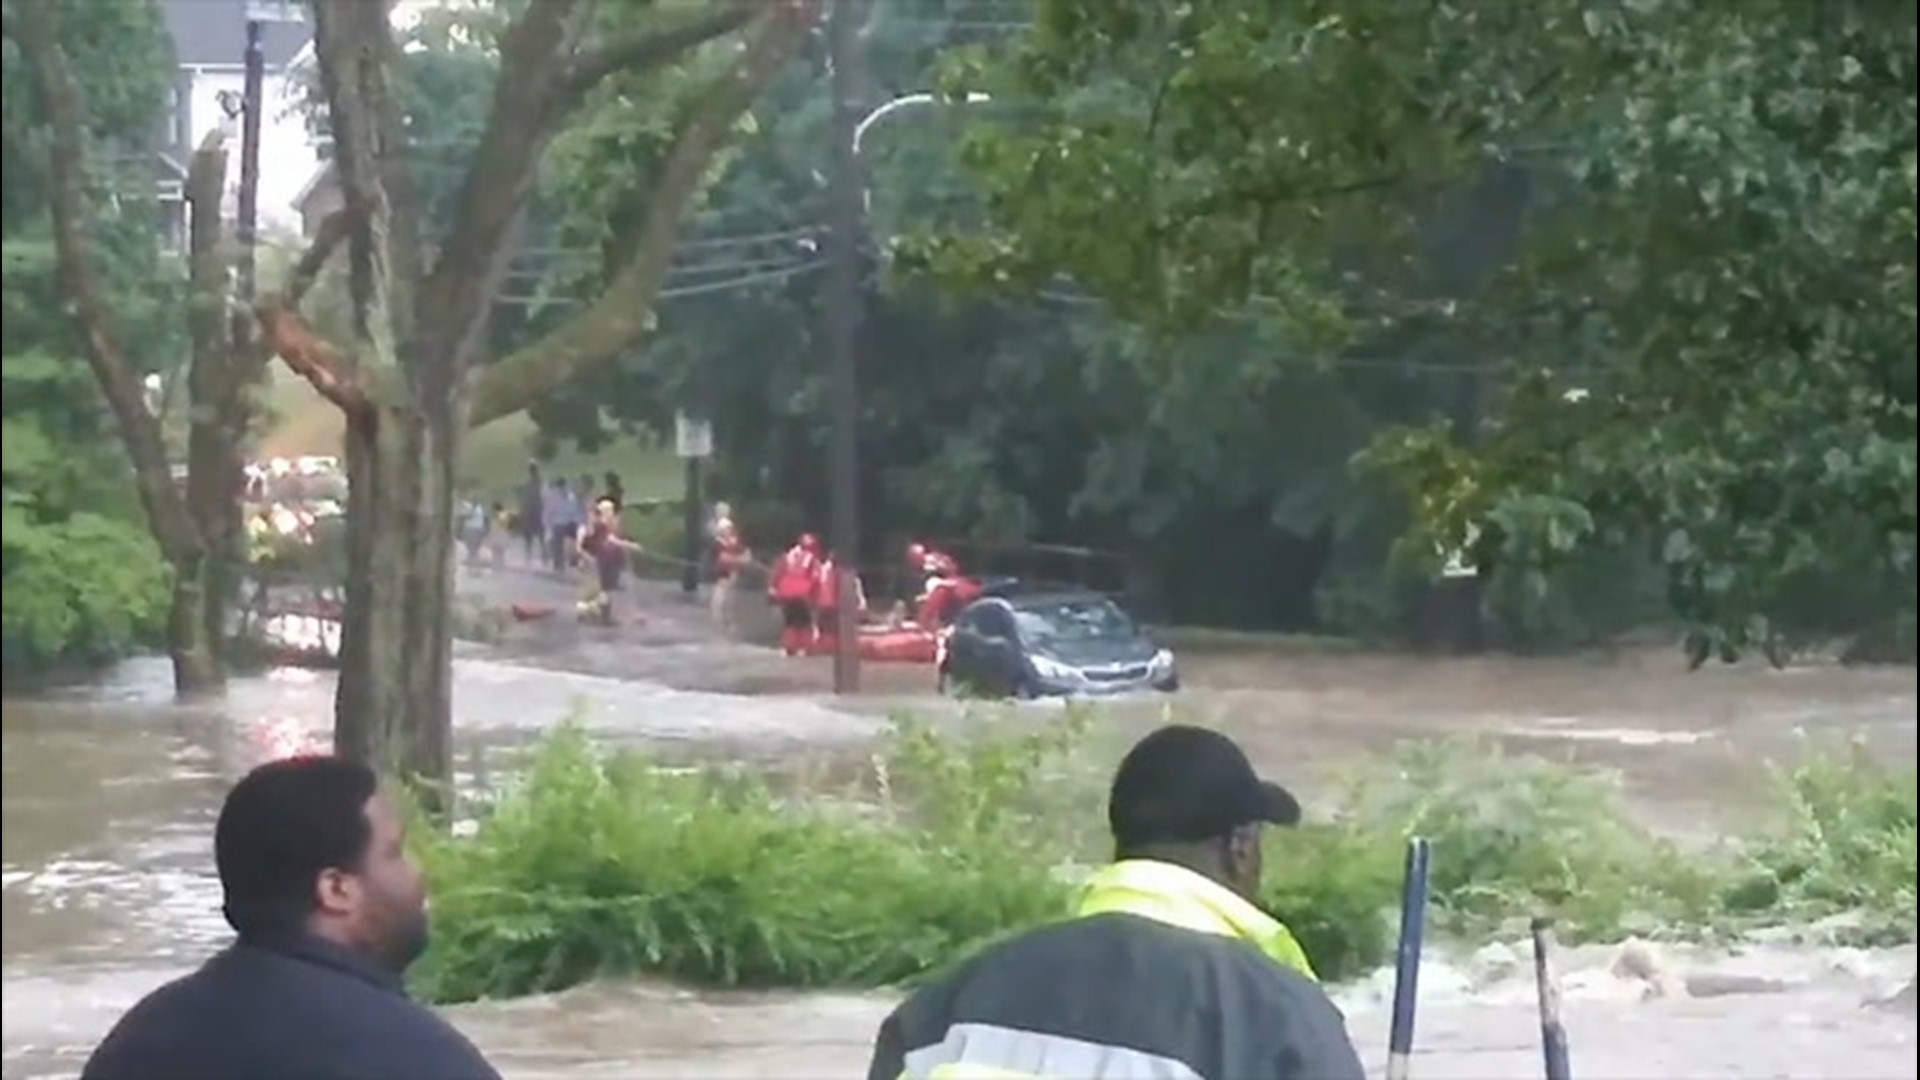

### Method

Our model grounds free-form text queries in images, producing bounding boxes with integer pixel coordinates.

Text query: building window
[166,86,183,146]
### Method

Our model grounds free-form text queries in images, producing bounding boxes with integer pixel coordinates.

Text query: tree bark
[336,403,459,802]
[17,0,221,696]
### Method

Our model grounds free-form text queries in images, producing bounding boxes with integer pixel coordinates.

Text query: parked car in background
[937,589,1179,698]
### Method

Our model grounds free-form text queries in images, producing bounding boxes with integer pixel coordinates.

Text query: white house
[155,0,323,245]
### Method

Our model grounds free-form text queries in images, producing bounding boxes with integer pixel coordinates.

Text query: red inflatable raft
[856,623,942,664]
[799,622,943,663]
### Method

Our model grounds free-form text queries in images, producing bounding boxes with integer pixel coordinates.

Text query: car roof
[1002,590,1118,610]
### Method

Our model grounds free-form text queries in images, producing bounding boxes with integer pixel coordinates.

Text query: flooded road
[3,577,1915,1077]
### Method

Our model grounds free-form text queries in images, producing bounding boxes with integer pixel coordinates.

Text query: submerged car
[938,590,1179,699]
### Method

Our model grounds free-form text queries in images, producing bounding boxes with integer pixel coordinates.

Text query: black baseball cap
[1108,725,1303,845]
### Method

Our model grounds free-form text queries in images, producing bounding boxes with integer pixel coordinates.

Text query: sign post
[674,413,713,595]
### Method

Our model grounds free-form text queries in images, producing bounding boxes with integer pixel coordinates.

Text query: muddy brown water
[4,576,1916,1077]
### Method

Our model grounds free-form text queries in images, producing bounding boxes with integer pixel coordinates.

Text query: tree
[8,0,258,695]
[254,0,818,792]
[1,258,171,675]
[915,0,1916,656]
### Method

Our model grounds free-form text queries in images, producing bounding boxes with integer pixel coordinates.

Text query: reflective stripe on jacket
[866,859,1364,1080]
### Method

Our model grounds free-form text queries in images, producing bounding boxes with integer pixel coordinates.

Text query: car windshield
[1012,598,1136,644]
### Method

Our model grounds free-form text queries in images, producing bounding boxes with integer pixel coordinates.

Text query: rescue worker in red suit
[905,541,978,628]
[811,551,866,656]
[770,533,821,656]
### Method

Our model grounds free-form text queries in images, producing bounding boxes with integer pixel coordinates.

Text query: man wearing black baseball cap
[866,725,1365,1080]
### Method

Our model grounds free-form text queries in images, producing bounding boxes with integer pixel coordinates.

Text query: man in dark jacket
[866,725,1367,1080]
[81,756,501,1080]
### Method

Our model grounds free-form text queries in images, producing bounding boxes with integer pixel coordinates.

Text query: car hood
[1034,637,1159,668]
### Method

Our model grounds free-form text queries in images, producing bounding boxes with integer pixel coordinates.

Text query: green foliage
[531,2,1492,638]
[927,0,1914,652]
[0,504,170,672]
[1,2,188,675]
[410,712,1087,1004]
[1736,744,1918,942]
[1,0,175,230]
[411,712,1916,1005]
[1,248,171,674]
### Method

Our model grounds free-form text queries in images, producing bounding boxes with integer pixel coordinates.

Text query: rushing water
[3,643,1915,1078]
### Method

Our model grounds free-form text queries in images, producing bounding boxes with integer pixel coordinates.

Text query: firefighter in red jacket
[770,533,821,656]
[906,540,974,628]
[811,550,866,656]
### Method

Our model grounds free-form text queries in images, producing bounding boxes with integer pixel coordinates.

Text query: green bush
[411,714,1918,1005]
[1,506,169,674]
[1734,744,1918,942]
[411,712,1091,1004]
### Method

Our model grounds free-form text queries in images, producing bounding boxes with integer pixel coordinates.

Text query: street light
[823,59,995,694]
[852,92,993,216]
[852,92,993,155]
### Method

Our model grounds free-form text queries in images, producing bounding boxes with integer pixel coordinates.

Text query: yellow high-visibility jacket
[866,860,1361,1080]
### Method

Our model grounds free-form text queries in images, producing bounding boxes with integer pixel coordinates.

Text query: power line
[1034,290,1506,375]
[491,258,827,308]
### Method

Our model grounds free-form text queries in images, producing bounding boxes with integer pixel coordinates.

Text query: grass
[407,708,1917,1006]
[255,367,682,503]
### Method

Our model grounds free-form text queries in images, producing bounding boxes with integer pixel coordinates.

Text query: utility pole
[825,0,867,693]
[236,5,269,310]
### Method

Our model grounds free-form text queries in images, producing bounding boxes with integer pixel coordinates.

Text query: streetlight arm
[852,92,991,156]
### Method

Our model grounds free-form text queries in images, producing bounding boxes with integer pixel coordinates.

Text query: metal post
[680,456,703,595]
[1531,917,1574,1080]
[825,0,867,694]
[1386,836,1432,1080]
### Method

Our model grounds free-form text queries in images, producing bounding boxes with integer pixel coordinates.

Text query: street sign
[674,412,714,459]
[244,0,306,23]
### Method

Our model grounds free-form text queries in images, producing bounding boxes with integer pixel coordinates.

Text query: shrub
[1,506,169,674]
[1733,744,1918,942]
[411,713,1918,1005]
[411,712,1090,1004]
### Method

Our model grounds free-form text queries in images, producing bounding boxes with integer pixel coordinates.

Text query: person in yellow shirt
[866,725,1364,1080]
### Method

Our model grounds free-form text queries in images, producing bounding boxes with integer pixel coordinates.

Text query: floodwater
[4,569,1916,1077]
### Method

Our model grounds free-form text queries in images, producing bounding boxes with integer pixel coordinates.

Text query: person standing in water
[769,532,822,655]
[577,496,642,625]
[710,503,750,638]
[516,461,545,567]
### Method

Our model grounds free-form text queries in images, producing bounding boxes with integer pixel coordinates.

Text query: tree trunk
[334,399,459,803]
[184,130,241,692]
[18,0,222,698]
[165,558,222,694]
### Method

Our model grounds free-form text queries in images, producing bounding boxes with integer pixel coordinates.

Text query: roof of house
[162,0,312,69]
[291,160,337,212]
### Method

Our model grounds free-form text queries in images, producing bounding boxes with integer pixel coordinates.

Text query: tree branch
[286,208,353,305]
[412,0,585,357]
[309,0,409,369]
[559,2,758,104]
[255,296,372,417]
[15,0,203,565]
[466,0,822,429]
